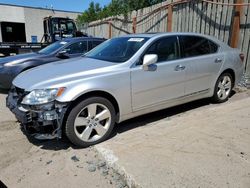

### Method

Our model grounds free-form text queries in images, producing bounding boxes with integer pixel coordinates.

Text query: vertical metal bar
[230,0,243,48]
[167,5,173,32]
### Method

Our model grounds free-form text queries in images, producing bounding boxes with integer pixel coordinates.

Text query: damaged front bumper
[6,87,69,140]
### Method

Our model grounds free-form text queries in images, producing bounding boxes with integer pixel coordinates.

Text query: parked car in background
[0,37,105,89]
[7,33,244,147]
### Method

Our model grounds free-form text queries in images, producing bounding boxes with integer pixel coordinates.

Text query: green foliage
[77,0,166,24]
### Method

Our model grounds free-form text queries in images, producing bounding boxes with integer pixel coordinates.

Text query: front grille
[26,112,32,123]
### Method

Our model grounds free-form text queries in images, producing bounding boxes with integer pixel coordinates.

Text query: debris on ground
[88,165,96,172]
[85,149,129,188]
[71,155,80,162]
[46,160,53,165]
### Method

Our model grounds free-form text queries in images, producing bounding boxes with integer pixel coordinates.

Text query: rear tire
[65,97,116,147]
[212,73,233,103]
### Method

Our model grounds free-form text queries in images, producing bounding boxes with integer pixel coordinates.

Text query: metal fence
[84,0,250,83]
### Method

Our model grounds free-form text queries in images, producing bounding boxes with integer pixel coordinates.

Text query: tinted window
[145,36,179,62]
[209,40,218,53]
[65,41,87,54]
[38,41,67,54]
[90,40,103,50]
[180,36,218,58]
[67,22,74,31]
[86,37,149,63]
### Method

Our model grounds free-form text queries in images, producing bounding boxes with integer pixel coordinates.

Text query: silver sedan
[7,33,244,147]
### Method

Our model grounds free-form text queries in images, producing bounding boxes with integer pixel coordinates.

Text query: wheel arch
[63,90,120,125]
[220,68,235,87]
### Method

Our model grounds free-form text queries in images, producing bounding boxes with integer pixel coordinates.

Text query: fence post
[132,17,137,33]
[230,0,243,48]
[167,5,173,32]
[108,21,112,39]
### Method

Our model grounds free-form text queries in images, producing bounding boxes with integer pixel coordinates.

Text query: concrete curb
[94,145,141,188]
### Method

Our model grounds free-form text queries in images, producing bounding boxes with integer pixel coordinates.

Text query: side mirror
[142,54,158,71]
[57,50,69,58]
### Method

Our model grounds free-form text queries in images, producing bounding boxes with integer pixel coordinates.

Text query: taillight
[239,53,245,62]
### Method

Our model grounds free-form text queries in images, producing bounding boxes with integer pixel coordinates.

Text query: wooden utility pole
[167,5,173,32]
[108,21,112,39]
[230,0,243,48]
[132,17,137,33]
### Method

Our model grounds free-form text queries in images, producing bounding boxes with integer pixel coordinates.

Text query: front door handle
[175,65,185,71]
[215,58,223,63]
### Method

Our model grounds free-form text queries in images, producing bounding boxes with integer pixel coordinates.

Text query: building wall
[0,5,25,23]
[0,4,80,42]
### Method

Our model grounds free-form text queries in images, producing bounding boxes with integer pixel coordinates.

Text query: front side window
[144,36,179,62]
[180,36,218,58]
[52,19,59,33]
[65,41,88,54]
[209,40,218,53]
[86,37,149,63]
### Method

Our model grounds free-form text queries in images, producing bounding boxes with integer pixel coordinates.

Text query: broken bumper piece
[6,88,69,140]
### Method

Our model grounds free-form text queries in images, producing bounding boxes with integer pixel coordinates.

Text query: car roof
[120,32,228,48]
[121,32,215,38]
[62,37,106,43]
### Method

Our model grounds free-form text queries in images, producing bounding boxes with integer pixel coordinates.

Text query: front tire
[65,97,116,147]
[212,73,233,103]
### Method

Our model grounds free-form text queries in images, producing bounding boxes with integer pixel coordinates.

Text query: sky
[0,0,111,12]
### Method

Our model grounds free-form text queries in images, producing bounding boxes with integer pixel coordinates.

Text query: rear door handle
[175,65,185,71]
[215,58,223,63]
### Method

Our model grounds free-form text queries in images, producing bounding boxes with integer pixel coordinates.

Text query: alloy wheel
[217,75,232,100]
[73,103,111,142]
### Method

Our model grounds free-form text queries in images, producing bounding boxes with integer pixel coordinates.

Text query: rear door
[131,36,186,111]
[179,35,223,95]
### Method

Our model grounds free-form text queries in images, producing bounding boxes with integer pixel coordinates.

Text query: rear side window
[145,36,180,63]
[65,41,88,54]
[180,36,218,58]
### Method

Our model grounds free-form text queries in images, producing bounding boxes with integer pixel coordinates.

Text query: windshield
[38,41,68,54]
[85,37,149,63]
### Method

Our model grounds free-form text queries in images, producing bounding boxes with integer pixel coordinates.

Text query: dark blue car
[0,37,105,89]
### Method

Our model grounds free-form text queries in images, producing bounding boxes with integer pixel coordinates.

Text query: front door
[131,36,186,111]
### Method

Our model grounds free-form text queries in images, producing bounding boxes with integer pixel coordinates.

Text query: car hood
[0,53,47,65]
[13,57,117,90]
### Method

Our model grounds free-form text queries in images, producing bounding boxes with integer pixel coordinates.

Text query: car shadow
[111,98,211,137]
[21,91,236,150]
[20,127,82,151]
[0,88,8,94]
[111,90,236,138]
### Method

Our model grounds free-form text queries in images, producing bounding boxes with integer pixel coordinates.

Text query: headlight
[21,88,65,105]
